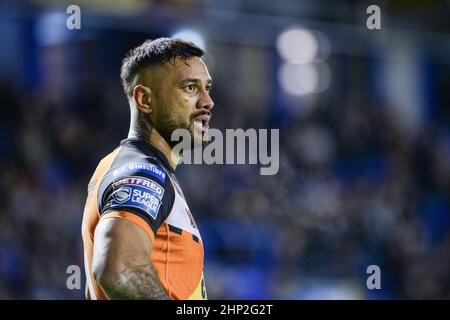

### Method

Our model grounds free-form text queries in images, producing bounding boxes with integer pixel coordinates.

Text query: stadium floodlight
[278,62,317,96]
[276,27,318,64]
[278,62,331,96]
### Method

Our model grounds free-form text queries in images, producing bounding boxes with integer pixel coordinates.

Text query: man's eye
[185,85,196,93]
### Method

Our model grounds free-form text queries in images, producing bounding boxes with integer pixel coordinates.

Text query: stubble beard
[155,106,208,150]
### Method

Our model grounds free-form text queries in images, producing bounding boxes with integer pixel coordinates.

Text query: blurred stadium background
[0,0,449,299]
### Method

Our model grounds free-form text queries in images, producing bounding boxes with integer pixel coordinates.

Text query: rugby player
[81,38,213,299]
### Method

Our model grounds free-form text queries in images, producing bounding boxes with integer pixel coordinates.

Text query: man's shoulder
[99,139,168,187]
[95,139,175,225]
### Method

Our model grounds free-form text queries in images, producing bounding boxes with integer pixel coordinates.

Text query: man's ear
[132,84,152,114]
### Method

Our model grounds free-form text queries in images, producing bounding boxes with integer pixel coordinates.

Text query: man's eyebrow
[180,78,213,85]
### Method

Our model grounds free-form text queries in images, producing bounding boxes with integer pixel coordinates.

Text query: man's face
[148,56,214,148]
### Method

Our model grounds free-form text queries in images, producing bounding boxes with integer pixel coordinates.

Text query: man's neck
[128,126,180,170]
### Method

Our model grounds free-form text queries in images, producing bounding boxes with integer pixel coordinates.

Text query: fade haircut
[120,37,205,96]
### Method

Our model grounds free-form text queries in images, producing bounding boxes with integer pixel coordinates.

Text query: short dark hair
[120,37,205,96]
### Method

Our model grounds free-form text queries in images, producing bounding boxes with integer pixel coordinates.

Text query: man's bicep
[92,213,153,279]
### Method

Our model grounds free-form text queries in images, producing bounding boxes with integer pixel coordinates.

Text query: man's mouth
[193,114,211,131]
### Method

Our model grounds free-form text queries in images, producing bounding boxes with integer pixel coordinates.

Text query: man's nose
[197,89,214,111]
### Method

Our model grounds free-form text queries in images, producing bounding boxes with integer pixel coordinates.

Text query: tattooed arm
[92,215,170,300]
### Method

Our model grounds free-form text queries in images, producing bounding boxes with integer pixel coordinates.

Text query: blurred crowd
[0,4,449,300]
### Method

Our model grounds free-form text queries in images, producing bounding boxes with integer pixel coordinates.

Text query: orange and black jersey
[82,138,207,300]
